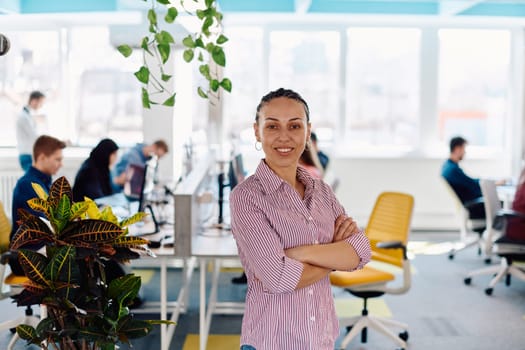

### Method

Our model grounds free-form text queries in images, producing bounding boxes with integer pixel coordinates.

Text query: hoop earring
[255,141,262,151]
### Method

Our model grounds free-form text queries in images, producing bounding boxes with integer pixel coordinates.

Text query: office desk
[131,243,196,350]
[192,231,243,350]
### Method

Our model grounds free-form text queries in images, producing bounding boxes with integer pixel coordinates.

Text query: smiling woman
[229,88,371,350]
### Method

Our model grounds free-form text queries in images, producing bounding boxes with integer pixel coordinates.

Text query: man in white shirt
[16,90,46,172]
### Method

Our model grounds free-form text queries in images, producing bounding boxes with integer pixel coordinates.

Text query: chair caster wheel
[464,277,471,285]
[484,258,491,264]
[399,330,409,341]
[485,288,493,296]
[448,253,454,260]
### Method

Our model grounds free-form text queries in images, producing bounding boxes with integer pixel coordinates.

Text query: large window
[70,27,143,146]
[269,30,341,139]
[0,26,145,147]
[346,27,421,151]
[223,26,264,143]
[438,29,510,149]
[0,30,61,146]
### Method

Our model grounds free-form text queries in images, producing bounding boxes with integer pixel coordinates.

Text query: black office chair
[464,210,525,295]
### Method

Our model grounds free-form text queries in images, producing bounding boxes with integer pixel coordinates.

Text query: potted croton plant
[8,176,166,350]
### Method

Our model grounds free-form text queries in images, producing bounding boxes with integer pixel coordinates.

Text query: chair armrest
[464,197,484,209]
[492,209,525,230]
[0,251,16,265]
[497,209,525,220]
[376,240,407,260]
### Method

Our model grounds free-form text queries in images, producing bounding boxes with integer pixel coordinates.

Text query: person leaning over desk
[112,140,169,190]
[72,138,119,202]
[229,88,371,350]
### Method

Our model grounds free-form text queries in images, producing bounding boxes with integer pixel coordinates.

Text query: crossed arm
[285,215,363,289]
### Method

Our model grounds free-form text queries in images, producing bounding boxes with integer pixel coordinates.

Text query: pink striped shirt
[230,160,371,350]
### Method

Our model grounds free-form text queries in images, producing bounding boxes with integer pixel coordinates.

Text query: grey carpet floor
[1,232,524,350]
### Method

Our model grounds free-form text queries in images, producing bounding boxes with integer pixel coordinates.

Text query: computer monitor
[122,161,159,234]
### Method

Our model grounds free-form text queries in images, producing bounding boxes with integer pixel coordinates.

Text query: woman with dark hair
[230,88,371,349]
[73,138,119,202]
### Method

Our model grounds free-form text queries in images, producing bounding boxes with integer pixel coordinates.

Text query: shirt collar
[27,166,52,190]
[254,159,316,195]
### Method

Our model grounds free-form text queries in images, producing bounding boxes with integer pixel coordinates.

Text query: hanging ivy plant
[117,0,232,108]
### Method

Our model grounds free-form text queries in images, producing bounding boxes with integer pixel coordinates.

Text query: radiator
[0,174,20,218]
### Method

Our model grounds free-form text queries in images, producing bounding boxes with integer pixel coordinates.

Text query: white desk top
[191,230,238,257]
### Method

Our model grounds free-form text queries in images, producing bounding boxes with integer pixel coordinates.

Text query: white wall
[328,156,509,230]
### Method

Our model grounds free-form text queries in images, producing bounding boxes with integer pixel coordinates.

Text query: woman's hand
[333,215,359,242]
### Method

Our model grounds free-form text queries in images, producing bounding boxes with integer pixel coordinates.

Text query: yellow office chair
[330,192,414,350]
[0,200,39,350]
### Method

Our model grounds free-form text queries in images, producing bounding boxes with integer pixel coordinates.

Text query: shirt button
[308,216,313,221]
[308,289,314,295]
[313,240,319,244]
[310,316,315,321]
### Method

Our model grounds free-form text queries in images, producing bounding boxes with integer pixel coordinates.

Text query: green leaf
[134,66,150,84]
[220,78,232,92]
[141,36,153,56]
[195,38,205,48]
[31,183,48,200]
[46,246,76,284]
[161,73,172,82]
[156,30,174,44]
[147,9,157,26]
[100,206,119,225]
[18,249,50,286]
[117,44,133,58]
[70,201,89,220]
[202,16,214,35]
[183,49,194,62]
[216,34,228,45]
[118,318,153,339]
[62,219,124,244]
[48,176,73,209]
[54,194,71,232]
[119,212,147,228]
[16,324,39,342]
[158,43,170,64]
[27,198,50,217]
[198,52,204,62]
[197,87,208,99]
[35,318,56,339]
[149,23,156,34]
[162,93,176,106]
[210,79,220,92]
[199,64,211,80]
[109,274,141,307]
[156,0,170,4]
[196,9,205,20]
[182,35,195,48]
[211,46,226,66]
[165,7,178,23]
[205,0,214,7]
[10,216,54,250]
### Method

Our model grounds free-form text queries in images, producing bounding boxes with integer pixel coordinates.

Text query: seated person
[10,135,66,275]
[73,138,119,202]
[441,136,486,219]
[112,140,169,190]
[505,169,525,241]
[310,131,329,170]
